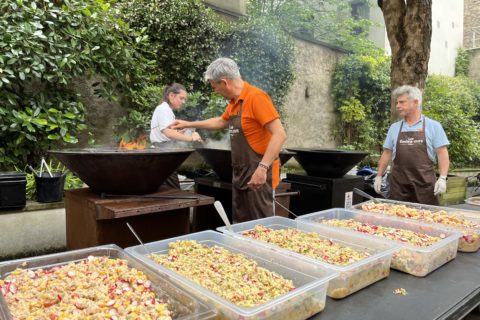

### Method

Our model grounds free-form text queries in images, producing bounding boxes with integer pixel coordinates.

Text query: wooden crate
[439,175,467,206]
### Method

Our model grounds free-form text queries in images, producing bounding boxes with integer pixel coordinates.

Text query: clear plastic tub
[296,209,460,277]
[0,244,216,320]
[125,230,337,320]
[217,216,398,299]
[353,199,480,252]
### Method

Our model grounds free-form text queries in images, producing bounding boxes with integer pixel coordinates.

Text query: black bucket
[35,172,66,203]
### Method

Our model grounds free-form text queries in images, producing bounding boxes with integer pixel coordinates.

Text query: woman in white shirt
[150,83,202,145]
[150,83,202,188]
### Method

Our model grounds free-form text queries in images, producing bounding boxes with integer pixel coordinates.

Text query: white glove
[434,176,447,196]
[373,176,382,194]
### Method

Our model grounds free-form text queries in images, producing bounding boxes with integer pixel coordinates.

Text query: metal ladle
[126,222,152,255]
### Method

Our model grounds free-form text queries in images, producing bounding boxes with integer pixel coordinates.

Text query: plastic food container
[296,209,460,277]
[0,244,216,320]
[126,230,337,320]
[353,199,480,252]
[217,216,398,299]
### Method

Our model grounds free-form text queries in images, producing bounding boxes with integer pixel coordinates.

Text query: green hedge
[0,0,149,169]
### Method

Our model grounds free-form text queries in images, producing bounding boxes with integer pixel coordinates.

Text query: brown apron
[389,117,438,205]
[230,101,274,222]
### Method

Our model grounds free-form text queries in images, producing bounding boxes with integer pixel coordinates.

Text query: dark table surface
[313,204,480,320]
[313,251,480,320]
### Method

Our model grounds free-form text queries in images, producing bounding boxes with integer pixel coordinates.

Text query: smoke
[202,134,230,149]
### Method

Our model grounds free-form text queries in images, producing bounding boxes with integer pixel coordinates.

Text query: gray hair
[392,85,423,109]
[204,57,241,82]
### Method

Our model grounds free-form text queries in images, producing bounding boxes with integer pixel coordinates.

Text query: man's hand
[170,120,190,130]
[434,176,447,196]
[373,176,382,194]
[247,166,267,191]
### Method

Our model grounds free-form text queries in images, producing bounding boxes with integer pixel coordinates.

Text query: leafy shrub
[247,0,380,55]
[423,75,480,168]
[0,0,149,170]
[116,0,226,91]
[455,48,470,77]
[332,54,391,153]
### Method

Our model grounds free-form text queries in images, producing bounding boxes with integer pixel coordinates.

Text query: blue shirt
[383,116,449,163]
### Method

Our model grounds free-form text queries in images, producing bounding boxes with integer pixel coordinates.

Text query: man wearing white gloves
[374,85,450,205]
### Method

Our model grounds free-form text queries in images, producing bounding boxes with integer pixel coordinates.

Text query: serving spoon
[353,187,379,203]
[214,201,232,229]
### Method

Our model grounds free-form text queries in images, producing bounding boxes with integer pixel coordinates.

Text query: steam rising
[202,134,230,150]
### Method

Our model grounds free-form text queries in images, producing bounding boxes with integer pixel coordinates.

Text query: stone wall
[468,48,480,82]
[464,0,480,49]
[203,0,245,20]
[72,76,126,147]
[282,36,347,149]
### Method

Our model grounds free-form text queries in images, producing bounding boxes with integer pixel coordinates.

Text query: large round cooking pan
[50,148,194,194]
[195,148,295,182]
[286,148,369,178]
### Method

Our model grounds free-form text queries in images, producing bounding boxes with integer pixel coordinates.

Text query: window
[351,1,369,35]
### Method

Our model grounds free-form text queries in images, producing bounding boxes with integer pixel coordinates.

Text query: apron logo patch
[229,126,240,135]
[399,137,423,145]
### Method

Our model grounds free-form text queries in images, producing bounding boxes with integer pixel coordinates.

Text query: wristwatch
[258,162,270,170]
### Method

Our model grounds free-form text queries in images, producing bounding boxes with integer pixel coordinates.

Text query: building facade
[366,0,464,76]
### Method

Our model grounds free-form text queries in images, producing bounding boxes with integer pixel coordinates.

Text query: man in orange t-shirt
[171,58,287,222]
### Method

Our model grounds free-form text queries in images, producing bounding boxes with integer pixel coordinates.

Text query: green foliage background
[247,0,380,54]
[333,54,480,169]
[221,16,296,109]
[423,75,480,168]
[455,48,470,77]
[116,0,226,91]
[0,0,149,170]
[332,54,391,156]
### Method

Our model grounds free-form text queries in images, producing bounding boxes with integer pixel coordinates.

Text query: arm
[170,117,228,131]
[377,148,392,176]
[162,128,202,142]
[436,146,449,177]
[260,119,287,166]
[248,119,287,190]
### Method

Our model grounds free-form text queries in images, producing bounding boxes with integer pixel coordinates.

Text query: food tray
[353,199,480,252]
[465,196,480,206]
[217,216,398,299]
[296,209,460,277]
[126,230,337,320]
[0,244,216,320]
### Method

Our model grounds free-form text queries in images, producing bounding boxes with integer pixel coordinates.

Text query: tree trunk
[378,0,432,120]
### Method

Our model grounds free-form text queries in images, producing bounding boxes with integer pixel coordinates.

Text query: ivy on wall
[455,48,470,77]
[331,54,391,154]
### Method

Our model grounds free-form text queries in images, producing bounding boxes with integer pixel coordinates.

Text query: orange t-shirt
[221,82,281,188]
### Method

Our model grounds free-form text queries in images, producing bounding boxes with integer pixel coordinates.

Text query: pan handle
[275,191,300,197]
